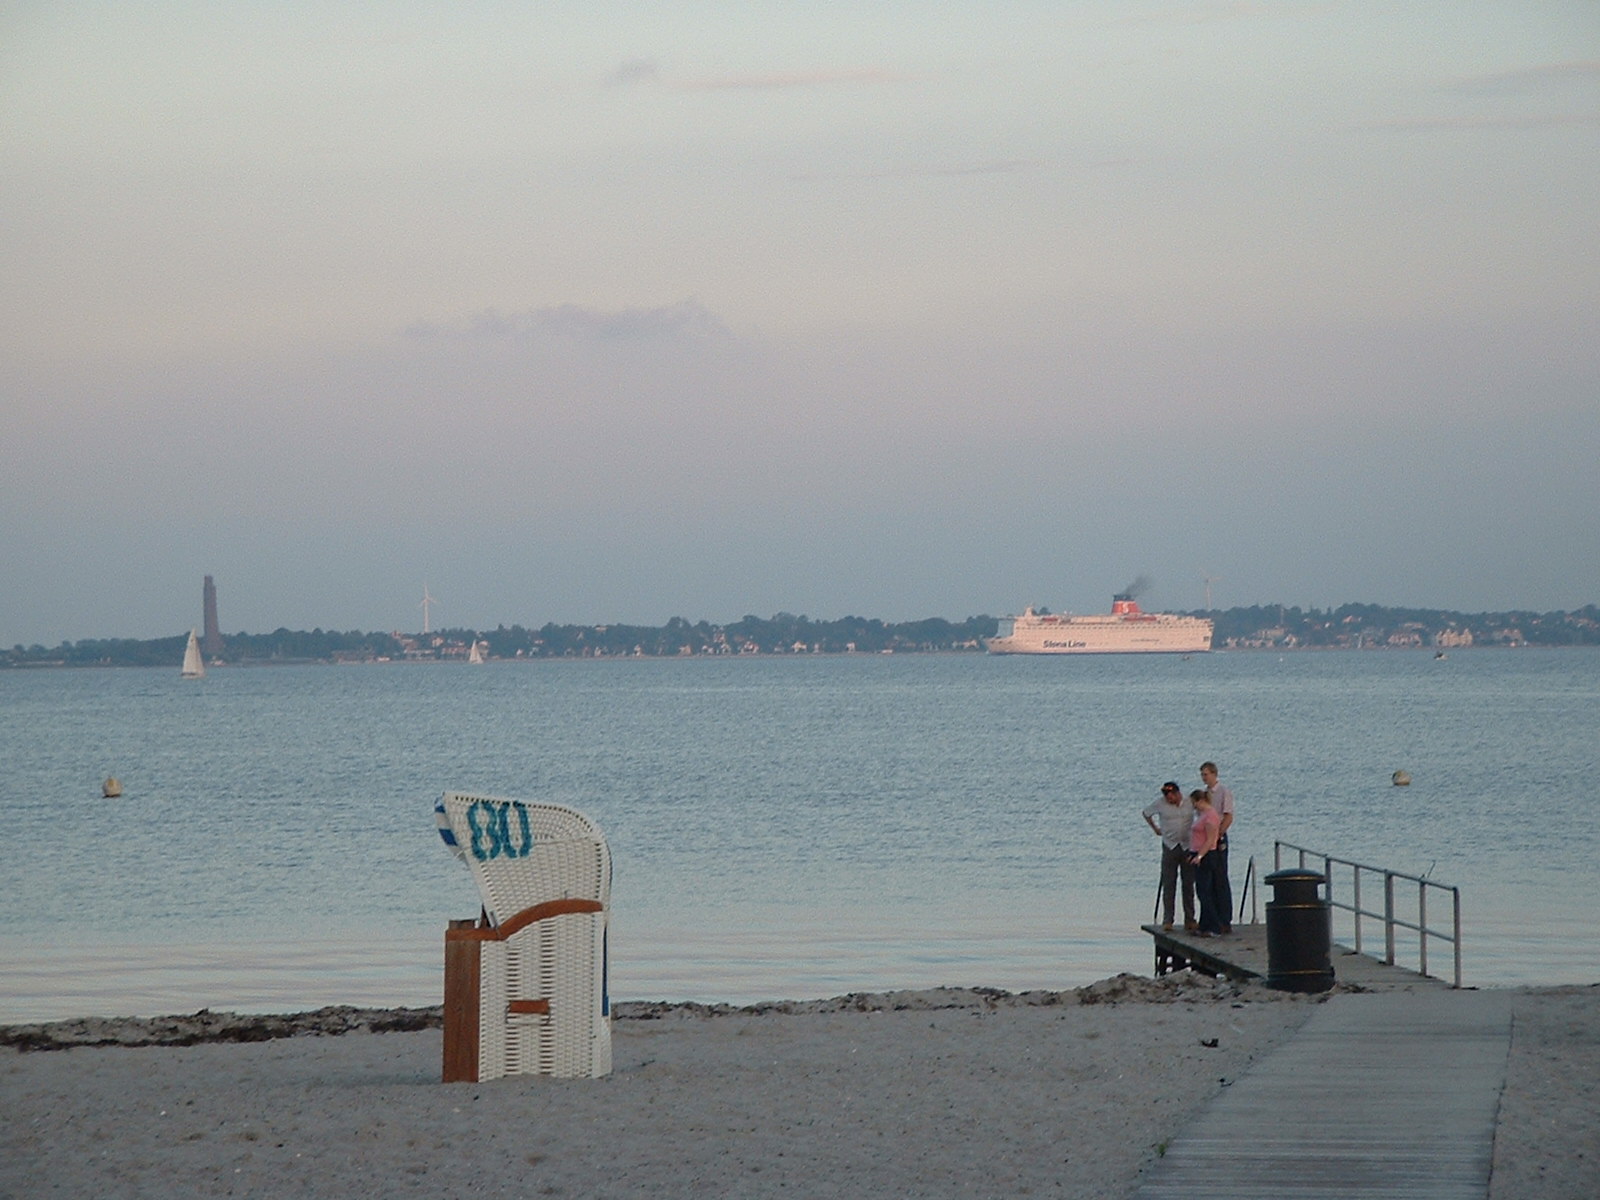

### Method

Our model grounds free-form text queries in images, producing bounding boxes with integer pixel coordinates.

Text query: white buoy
[102,777,123,798]
[1392,770,1411,787]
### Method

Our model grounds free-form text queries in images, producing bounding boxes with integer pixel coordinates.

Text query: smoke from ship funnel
[1120,574,1152,600]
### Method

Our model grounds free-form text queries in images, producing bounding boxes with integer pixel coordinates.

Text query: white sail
[468,639,485,664]
[181,629,205,678]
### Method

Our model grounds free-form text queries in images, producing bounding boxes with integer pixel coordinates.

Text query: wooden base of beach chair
[443,901,611,1082]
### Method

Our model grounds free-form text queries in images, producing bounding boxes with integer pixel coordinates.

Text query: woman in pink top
[1187,789,1225,936]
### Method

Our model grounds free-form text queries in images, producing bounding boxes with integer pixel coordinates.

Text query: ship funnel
[1114,575,1151,615]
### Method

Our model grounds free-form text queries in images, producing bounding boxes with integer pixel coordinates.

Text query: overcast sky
[4,2,1597,646]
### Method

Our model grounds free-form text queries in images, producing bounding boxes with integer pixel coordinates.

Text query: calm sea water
[2,650,1596,1022]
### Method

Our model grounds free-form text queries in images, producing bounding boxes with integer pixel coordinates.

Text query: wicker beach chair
[438,792,612,1081]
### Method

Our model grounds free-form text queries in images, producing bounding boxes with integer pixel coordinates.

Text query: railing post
[1249,855,1259,925]
[1453,888,1462,989]
[1352,867,1363,955]
[1418,882,1429,979]
[1384,872,1396,965]
[1322,855,1334,942]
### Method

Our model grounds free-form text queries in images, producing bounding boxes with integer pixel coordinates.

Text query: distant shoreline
[9,601,1598,667]
[6,642,1600,671]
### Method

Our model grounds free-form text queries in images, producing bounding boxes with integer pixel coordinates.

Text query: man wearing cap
[1142,782,1196,932]
[1200,761,1235,934]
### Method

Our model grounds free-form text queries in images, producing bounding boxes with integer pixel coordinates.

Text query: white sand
[1,975,1594,1198]
[1488,983,1600,1200]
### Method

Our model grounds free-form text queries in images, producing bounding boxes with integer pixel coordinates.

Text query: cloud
[403,299,732,343]
[1112,2,1326,26]
[1359,112,1600,132]
[1443,60,1600,97]
[672,67,908,92]
[791,159,1044,183]
[1361,61,1600,132]
[888,159,1040,178]
[605,58,660,88]
[602,60,905,92]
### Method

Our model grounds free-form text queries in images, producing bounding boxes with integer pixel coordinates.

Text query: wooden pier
[1141,920,1454,990]
[1144,842,1466,990]
[1132,849,1496,1196]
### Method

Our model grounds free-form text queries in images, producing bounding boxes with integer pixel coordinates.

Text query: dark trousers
[1195,853,1226,934]
[1158,843,1195,926]
[1213,836,1233,929]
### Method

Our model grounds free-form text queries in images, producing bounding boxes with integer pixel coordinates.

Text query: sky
[3,2,1598,646]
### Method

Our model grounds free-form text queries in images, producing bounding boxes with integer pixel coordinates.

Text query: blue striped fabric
[434,797,464,858]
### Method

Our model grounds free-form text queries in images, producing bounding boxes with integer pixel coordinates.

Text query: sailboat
[467,639,485,665]
[181,630,205,679]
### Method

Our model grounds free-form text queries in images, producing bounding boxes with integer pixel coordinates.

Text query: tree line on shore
[5,603,1598,668]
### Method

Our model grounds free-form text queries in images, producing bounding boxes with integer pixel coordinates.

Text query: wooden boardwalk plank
[1140,920,1454,991]
[1130,989,1512,1198]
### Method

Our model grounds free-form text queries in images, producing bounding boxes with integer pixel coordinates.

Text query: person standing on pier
[1200,761,1235,934]
[1187,789,1225,936]
[1142,782,1196,932]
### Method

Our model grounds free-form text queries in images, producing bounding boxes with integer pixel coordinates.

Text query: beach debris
[1392,770,1412,786]
[0,1005,441,1052]
[1,973,1323,1052]
[101,777,122,798]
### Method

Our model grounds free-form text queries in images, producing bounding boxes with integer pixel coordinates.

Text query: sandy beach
[2,974,1594,1199]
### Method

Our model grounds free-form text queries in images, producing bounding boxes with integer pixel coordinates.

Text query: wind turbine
[420,584,439,634]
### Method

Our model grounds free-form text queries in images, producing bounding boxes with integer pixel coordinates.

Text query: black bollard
[1265,869,1334,993]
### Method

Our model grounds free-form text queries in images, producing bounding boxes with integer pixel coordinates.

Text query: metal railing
[1274,841,1461,988]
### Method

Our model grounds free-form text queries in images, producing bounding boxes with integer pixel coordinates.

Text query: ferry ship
[985,593,1213,655]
